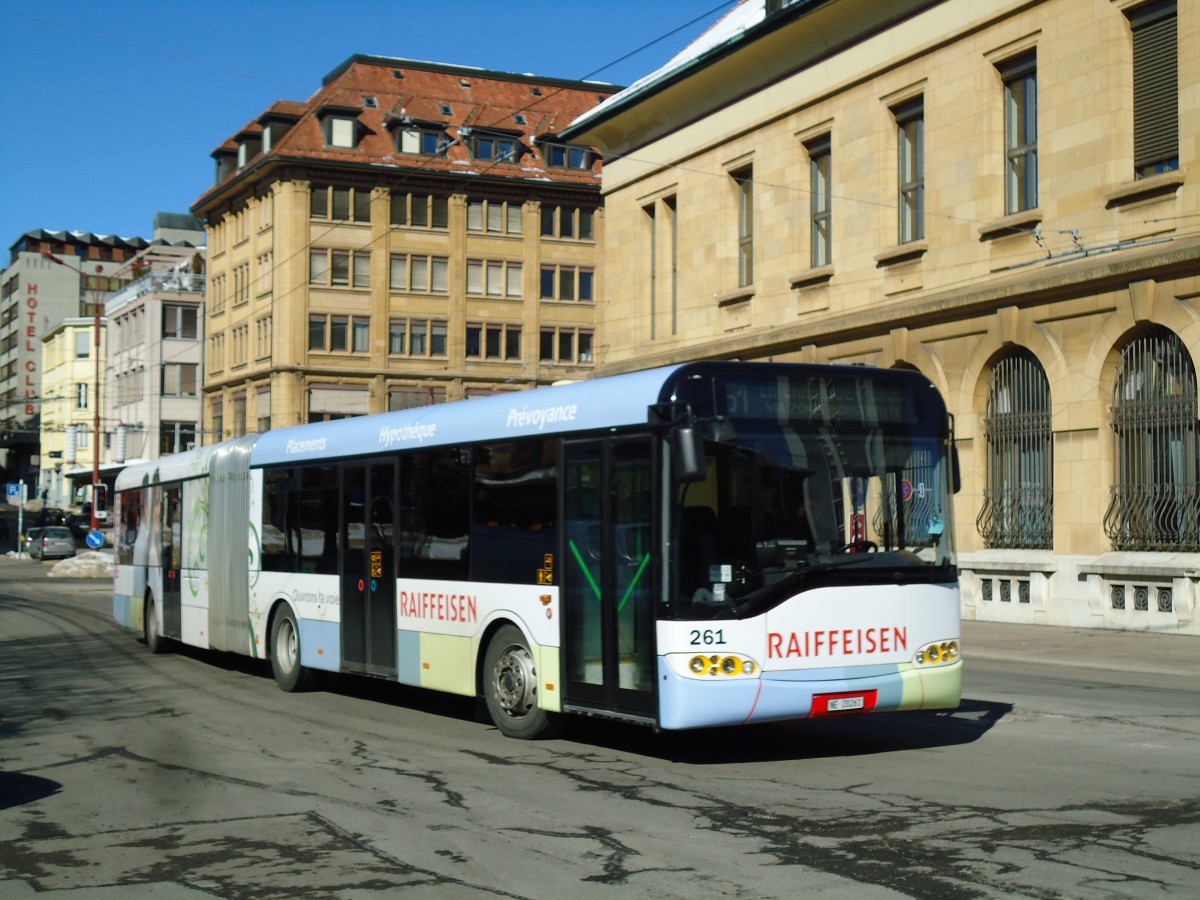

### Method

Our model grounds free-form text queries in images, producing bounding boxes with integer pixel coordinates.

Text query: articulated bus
[113,361,961,738]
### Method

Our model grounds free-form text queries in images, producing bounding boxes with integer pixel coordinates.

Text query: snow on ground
[4,550,115,578]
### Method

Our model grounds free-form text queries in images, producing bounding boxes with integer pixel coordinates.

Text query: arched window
[977,349,1052,548]
[1104,328,1199,550]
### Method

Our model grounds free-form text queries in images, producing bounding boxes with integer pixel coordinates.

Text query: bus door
[161,485,182,638]
[562,438,657,720]
[340,461,397,677]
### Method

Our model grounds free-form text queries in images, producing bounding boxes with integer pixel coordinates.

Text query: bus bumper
[656,657,962,730]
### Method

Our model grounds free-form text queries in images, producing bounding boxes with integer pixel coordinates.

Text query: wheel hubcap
[277,621,297,673]
[493,644,536,717]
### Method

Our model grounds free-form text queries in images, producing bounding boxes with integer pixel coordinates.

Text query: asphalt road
[1,572,1198,899]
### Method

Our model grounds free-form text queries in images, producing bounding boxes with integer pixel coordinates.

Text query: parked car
[29,526,77,561]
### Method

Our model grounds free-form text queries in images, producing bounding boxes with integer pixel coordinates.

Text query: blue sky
[0,1,728,250]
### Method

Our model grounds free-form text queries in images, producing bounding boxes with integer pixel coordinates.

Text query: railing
[107,272,206,310]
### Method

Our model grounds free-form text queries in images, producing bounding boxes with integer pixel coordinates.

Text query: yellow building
[192,56,613,437]
[563,0,1200,632]
[39,318,105,510]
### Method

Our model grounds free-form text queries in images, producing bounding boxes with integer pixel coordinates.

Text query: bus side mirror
[672,425,707,483]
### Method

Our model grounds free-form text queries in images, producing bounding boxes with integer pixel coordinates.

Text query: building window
[541,205,594,240]
[894,98,924,243]
[160,421,197,455]
[389,254,449,293]
[256,316,272,360]
[352,319,370,353]
[162,363,198,397]
[323,115,358,149]
[163,304,199,339]
[309,249,370,288]
[389,387,446,411]
[394,124,448,156]
[540,265,594,302]
[256,390,271,433]
[539,327,593,364]
[388,318,448,357]
[1001,53,1037,214]
[467,260,522,298]
[75,383,88,409]
[469,132,520,163]
[74,330,90,358]
[543,142,592,169]
[1105,328,1199,551]
[465,323,521,360]
[310,185,371,222]
[467,199,522,235]
[978,350,1052,549]
[391,192,449,229]
[308,314,371,353]
[1129,0,1178,178]
[733,167,753,287]
[807,136,832,267]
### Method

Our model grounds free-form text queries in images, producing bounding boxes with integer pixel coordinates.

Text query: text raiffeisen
[398,589,479,623]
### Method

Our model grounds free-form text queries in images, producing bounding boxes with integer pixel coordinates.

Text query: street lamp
[41,251,104,532]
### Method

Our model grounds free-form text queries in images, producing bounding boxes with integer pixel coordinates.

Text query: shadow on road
[165,641,1009,762]
[0,773,62,810]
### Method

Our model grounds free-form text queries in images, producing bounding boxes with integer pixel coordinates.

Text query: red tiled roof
[196,56,619,210]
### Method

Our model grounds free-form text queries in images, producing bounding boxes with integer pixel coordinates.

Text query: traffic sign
[86,530,105,549]
[5,483,18,501]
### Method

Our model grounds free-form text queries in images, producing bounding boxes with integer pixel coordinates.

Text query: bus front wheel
[483,625,557,739]
[270,606,312,692]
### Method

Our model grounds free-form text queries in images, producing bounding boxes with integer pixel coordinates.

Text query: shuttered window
[1131,2,1178,177]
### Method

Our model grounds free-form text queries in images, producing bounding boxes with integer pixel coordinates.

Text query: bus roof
[249,364,688,468]
[115,361,946,489]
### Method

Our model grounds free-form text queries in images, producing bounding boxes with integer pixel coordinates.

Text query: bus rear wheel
[483,625,557,739]
[144,595,167,654]
[270,606,312,692]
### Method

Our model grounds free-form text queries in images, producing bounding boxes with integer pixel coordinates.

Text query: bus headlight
[914,639,960,667]
[680,653,758,678]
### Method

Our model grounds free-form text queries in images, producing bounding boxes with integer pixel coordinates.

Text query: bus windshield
[669,368,956,620]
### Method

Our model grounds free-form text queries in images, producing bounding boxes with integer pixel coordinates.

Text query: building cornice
[595,236,1200,376]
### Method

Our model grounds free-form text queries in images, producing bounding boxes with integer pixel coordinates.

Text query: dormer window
[215,150,237,184]
[392,121,449,156]
[236,135,261,169]
[468,130,521,164]
[543,141,593,170]
[400,126,448,156]
[316,104,362,149]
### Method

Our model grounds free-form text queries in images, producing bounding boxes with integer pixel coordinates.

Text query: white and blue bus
[113,361,961,738]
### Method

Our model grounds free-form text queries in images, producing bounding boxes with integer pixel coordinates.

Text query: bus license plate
[827,696,864,712]
[811,690,877,717]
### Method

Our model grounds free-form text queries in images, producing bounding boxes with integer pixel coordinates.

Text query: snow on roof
[569,0,761,132]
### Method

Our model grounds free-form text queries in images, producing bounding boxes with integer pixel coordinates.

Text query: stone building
[104,215,206,464]
[0,230,145,487]
[191,55,614,438]
[562,0,1199,632]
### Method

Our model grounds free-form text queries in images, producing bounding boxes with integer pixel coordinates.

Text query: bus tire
[144,595,167,654]
[270,606,312,692]
[483,625,558,740]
